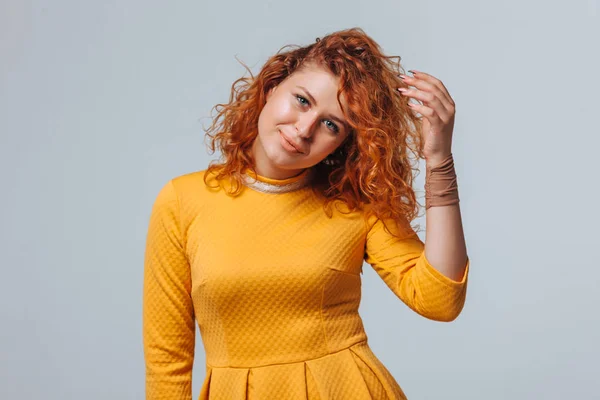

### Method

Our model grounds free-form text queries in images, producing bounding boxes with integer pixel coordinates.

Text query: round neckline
[241,167,315,194]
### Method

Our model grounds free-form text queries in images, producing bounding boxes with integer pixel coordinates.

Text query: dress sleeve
[364,214,470,322]
[143,180,195,399]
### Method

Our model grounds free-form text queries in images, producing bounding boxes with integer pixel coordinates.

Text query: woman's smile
[279,130,304,154]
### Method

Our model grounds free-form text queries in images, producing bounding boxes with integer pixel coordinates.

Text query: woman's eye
[324,120,339,133]
[296,95,309,106]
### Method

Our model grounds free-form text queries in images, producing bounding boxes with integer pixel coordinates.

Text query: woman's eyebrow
[296,85,348,127]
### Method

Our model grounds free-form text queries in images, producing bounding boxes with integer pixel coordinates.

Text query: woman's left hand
[397,70,456,166]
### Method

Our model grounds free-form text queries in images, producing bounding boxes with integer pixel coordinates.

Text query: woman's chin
[265,144,300,165]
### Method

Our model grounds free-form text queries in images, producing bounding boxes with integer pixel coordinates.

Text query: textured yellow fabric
[143,168,470,400]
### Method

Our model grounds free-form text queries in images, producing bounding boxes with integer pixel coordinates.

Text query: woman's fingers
[398,86,452,123]
[398,71,455,114]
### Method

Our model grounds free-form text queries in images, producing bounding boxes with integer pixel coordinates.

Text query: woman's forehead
[286,65,349,109]
[292,62,337,81]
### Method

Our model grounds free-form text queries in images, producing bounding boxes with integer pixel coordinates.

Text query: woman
[143,27,469,399]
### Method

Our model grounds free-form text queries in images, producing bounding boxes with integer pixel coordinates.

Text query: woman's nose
[295,112,319,139]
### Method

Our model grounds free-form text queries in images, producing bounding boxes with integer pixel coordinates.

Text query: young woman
[143,27,470,400]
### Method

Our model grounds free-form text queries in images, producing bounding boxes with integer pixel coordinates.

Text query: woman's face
[252,62,351,180]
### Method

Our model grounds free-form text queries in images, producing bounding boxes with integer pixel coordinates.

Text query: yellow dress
[143,168,470,400]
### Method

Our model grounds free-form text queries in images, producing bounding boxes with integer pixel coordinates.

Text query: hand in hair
[397,71,456,166]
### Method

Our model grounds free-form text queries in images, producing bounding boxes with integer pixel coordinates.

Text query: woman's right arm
[143,180,195,400]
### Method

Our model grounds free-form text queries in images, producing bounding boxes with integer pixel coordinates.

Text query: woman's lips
[279,131,303,154]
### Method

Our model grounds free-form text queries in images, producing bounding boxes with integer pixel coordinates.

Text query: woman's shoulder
[154,169,221,223]
[166,168,222,198]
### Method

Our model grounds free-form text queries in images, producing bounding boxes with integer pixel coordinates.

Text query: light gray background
[1,0,599,399]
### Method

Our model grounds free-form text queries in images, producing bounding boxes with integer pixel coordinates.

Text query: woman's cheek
[279,100,294,119]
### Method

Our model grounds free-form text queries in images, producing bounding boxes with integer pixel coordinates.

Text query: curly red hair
[203,27,425,235]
